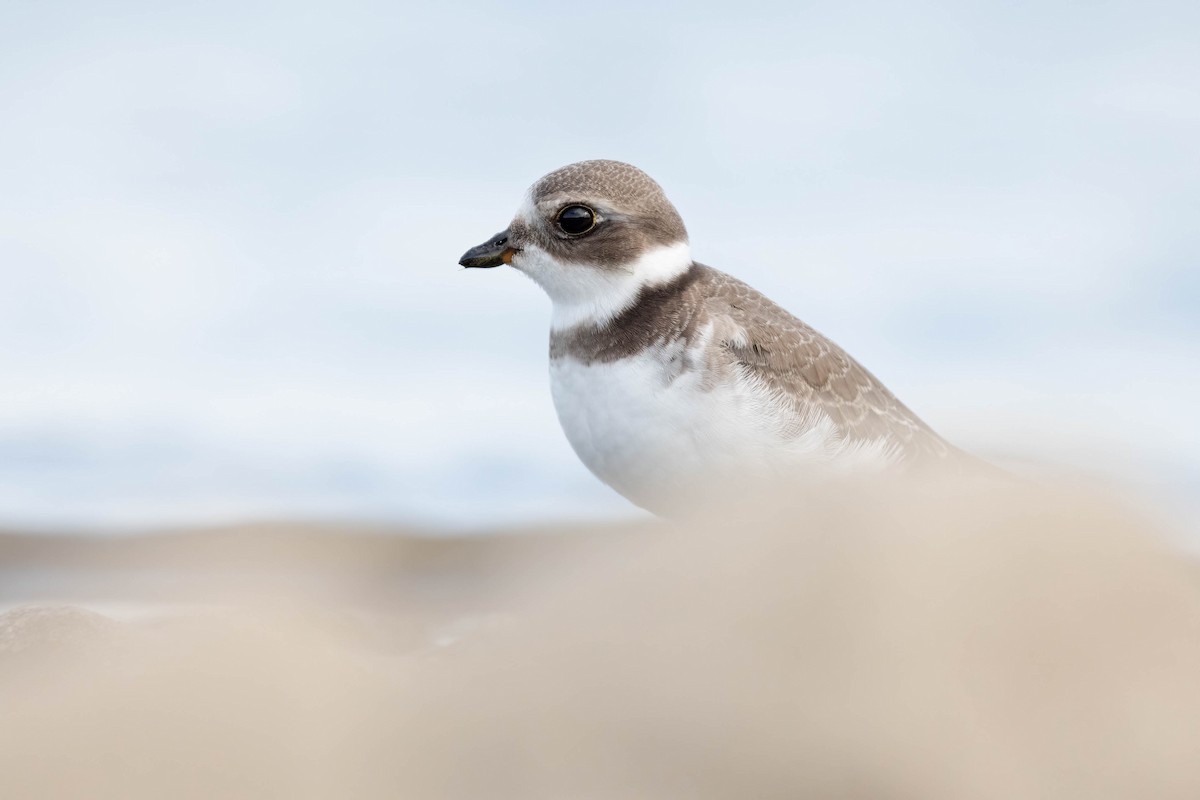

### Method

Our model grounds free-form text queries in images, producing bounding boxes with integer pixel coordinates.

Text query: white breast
[549,341,895,513]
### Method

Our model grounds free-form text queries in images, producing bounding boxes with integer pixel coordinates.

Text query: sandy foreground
[2,472,1200,799]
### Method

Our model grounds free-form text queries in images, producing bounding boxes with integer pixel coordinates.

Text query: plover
[460,160,962,514]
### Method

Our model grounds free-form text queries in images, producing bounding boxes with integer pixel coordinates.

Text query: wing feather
[696,266,950,461]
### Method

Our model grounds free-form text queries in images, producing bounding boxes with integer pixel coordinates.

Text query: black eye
[556,205,596,235]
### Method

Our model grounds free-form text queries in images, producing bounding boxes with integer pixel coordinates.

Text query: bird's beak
[458,229,516,269]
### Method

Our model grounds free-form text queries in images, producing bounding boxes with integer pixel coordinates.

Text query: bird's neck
[544,241,693,332]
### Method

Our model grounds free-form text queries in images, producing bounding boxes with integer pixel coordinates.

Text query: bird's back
[692,264,952,461]
[548,263,956,513]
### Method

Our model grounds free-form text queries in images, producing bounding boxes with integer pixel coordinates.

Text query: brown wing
[696,265,951,461]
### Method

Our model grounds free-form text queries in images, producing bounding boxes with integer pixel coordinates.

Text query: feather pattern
[548,263,957,513]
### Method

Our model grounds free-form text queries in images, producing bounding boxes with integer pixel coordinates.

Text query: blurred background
[1,0,1198,532]
[4,6,1200,796]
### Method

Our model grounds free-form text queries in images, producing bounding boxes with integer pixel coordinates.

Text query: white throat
[513,241,693,331]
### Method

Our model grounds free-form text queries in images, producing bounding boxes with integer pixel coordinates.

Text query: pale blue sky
[1,0,1198,529]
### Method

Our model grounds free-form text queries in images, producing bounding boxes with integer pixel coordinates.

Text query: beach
[4,472,1200,798]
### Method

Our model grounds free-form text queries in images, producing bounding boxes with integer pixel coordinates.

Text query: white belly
[549,349,859,513]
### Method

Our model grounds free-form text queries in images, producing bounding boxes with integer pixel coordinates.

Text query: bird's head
[459,160,692,329]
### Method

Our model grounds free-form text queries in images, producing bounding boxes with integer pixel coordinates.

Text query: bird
[459,160,965,515]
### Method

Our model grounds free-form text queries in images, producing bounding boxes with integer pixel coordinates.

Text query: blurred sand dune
[2,472,1200,798]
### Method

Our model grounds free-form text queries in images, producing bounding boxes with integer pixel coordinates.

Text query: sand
[2,471,1200,798]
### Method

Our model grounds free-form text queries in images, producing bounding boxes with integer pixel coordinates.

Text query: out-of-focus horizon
[2,0,1198,531]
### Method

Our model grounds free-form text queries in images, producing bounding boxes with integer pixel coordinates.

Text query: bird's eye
[556,205,597,236]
